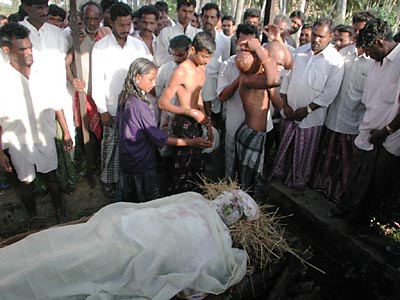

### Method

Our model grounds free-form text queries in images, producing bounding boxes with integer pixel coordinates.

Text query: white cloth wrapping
[0,192,247,300]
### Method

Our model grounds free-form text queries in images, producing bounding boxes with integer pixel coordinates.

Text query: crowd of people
[0,0,399,236]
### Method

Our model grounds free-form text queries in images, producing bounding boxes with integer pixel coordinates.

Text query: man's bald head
[264,41,287,71]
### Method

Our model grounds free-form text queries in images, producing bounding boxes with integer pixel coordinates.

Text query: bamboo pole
[69,0,95,187]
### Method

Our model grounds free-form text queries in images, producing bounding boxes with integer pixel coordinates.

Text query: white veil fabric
[0,192,247,300]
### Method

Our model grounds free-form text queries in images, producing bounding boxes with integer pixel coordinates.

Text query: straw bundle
[198,177,297,271]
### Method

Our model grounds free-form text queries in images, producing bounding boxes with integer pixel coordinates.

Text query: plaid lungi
[271,120,322,188]
[170,114,203,193]
[224,133,237,181]
[235,123,266,192]
[310,128,356,203]
[101,125,119,184]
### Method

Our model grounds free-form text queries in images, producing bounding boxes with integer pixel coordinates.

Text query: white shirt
[355,44,400,156]
[217,56,273,138]
[280,43,344,128]
[91,33,151,116]
[325,45,373,134]
[20,19,69,103]
[0,49,8,69]
[0,64,63,148]
[133,31,157,59]
[155,22,201,66]
[202,30,231,114]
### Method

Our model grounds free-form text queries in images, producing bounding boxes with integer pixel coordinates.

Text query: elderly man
[66,1,111,172]
[271,18,344,189]
[155,0,200,66]
[329,18,400,225]
[91,2,150,198]
[0,23,72,223]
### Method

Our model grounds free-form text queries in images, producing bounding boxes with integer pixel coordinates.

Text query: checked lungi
[101,125,119,185]
[170,114,203,193]
[235,123,266,192]
[271,120,322,188]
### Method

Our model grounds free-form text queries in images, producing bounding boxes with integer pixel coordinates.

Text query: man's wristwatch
[306,105,313,114]
[385,125,394,135]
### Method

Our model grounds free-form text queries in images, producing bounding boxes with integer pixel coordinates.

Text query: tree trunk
[231,0,238,17]
[397,0,400,32]
[199,0,207,13]
[336,0,347,23]
[281,0,287,15]
[298,0,306,12]
[235,0,245,27]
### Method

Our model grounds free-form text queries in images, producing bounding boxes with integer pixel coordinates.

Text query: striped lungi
[101,125,119,184]
[310,128,356,203]
[271,120,322,188]
[235,123,266,192]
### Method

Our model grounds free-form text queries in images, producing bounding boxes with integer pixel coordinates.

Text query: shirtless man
[235,38,287,194]
[158,32,215,193]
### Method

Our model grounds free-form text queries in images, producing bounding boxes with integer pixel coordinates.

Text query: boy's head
[169,35,191,64]
[191,32,216,65]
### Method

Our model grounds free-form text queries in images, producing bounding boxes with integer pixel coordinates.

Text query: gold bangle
[185,108,190,116]
[260,58,273,65]
[386,125,394,135]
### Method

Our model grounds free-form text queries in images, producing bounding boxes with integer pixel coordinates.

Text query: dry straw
[198,177,325,274]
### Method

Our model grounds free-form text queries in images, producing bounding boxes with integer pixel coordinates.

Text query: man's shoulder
[294,43,311,55]
[322,44,344,63]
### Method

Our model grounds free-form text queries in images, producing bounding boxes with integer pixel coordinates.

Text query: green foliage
[369,1,400,28]
[371,218,400,243]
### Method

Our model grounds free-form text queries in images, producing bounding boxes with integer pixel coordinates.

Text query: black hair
[119,58,158,109]
[192,31,216,53]
[48,4,66,21]
[352,11,376,24]
[7,13,23,23]
[81,1,102,15]
[302,23,313,30]
[155,1,168,14]
[313,17,335,33]
[222,15,234,25]
[177,0,196,10]
[201,2,220,18]
[169,34,191,50]
[132,10,139,18]
[357,18,393,48]
[235,23,259,39]
[289,10,305,23]
[394,32,400,43]
[138,5,159,20]
[337,24,353,35]
[0,22,30,47]
[243,8,260,21]
[109,2,132,22]
[21,0,48,6]
[100,0,118,13]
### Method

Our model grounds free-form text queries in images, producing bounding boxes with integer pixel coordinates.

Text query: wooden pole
[262,0,275,44]
[69,0,95,187]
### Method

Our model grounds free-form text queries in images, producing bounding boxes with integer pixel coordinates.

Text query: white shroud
[0,192,247,300]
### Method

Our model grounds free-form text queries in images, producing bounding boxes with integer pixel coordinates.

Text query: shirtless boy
[235,37,288,194]
[159,32,215,193]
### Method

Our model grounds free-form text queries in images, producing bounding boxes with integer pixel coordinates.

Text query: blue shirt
[117,94,168,175]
